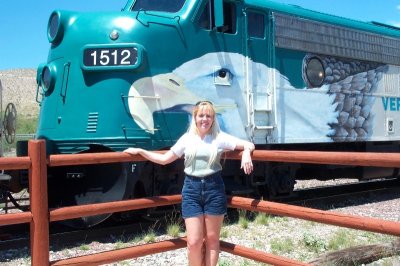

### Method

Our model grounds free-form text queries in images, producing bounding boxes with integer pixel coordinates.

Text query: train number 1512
[83,47,138,67]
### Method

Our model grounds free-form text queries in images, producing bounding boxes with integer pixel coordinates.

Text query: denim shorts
[181,172,227,219]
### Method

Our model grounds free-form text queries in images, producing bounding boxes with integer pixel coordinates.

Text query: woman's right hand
[123,148,141,155]
[240,149,253,175]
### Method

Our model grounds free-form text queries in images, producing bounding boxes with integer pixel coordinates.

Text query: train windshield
[131,0,186,13]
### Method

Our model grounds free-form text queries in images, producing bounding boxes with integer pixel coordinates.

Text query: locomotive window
[131,0,185,13]
[218,2,236,34]
[305,57,325,87]
[198,1,236,34]
[198,1,212,30]
[248,12,264,38]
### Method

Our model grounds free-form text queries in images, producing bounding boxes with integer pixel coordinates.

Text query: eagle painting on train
[128,51,391,143]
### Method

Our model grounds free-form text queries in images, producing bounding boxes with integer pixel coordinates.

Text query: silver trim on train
[274,13,400,66]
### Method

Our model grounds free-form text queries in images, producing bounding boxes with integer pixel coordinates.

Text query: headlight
[304,57,325,88]
[41,64,56,94]
[47,11,64,44]
[36,63,46,85]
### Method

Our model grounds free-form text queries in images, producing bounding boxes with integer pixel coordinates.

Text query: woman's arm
[234,139,255,175]
[234,139,255,152]
[124,148,179,165]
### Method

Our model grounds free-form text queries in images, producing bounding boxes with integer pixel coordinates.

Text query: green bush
[327,229,356,250]
[16,116,38,134]
[270,237,295,254]
[302,232,327,252]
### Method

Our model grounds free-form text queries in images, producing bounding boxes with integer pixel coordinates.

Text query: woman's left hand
[240,149,253,175]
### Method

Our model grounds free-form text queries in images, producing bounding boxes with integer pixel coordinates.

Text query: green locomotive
[11,0,400,227]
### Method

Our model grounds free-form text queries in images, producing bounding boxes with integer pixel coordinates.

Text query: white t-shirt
[170,131,238,177]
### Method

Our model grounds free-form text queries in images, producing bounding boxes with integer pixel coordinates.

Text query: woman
[124,101,255,266]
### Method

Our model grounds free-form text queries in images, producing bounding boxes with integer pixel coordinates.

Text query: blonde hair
[185,101,220,168]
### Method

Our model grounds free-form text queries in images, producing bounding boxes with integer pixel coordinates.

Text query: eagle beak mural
[128,73,203,134]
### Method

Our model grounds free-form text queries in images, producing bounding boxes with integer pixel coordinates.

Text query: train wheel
[266,165,295,198]
[3,103,17,144]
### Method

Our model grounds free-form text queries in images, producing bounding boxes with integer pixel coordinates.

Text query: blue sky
[1,0,400,70]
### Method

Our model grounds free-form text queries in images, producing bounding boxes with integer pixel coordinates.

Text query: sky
[1,0,400,70]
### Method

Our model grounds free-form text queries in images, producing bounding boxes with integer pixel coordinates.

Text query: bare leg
[185,216,205,266]
[204,215,224,266]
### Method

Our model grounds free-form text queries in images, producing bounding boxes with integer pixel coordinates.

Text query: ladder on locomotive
[243,15,276,144]
[245,53,277,144]
[246,67,276,144]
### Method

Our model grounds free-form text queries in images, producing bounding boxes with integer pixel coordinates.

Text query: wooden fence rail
[49,195,182,222]
[228,197,400,236]
[50,237,310,266]
[0,139,400,265]
[48,149,400,167]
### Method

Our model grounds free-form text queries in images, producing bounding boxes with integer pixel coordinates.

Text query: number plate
[83,47,138,67]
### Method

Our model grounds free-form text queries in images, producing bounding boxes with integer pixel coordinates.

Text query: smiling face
[194,102,215,138]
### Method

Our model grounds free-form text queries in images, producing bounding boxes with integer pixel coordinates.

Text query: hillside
[0,68,39,118]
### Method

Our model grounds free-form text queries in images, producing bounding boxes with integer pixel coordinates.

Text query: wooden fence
[0,140,400,265]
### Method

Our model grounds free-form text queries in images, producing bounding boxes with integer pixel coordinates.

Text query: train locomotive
[6,0,400,228]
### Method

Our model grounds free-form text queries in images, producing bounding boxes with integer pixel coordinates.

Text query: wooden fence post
[29,140,49,266]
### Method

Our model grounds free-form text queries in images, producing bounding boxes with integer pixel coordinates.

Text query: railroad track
[285,178,400,209]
